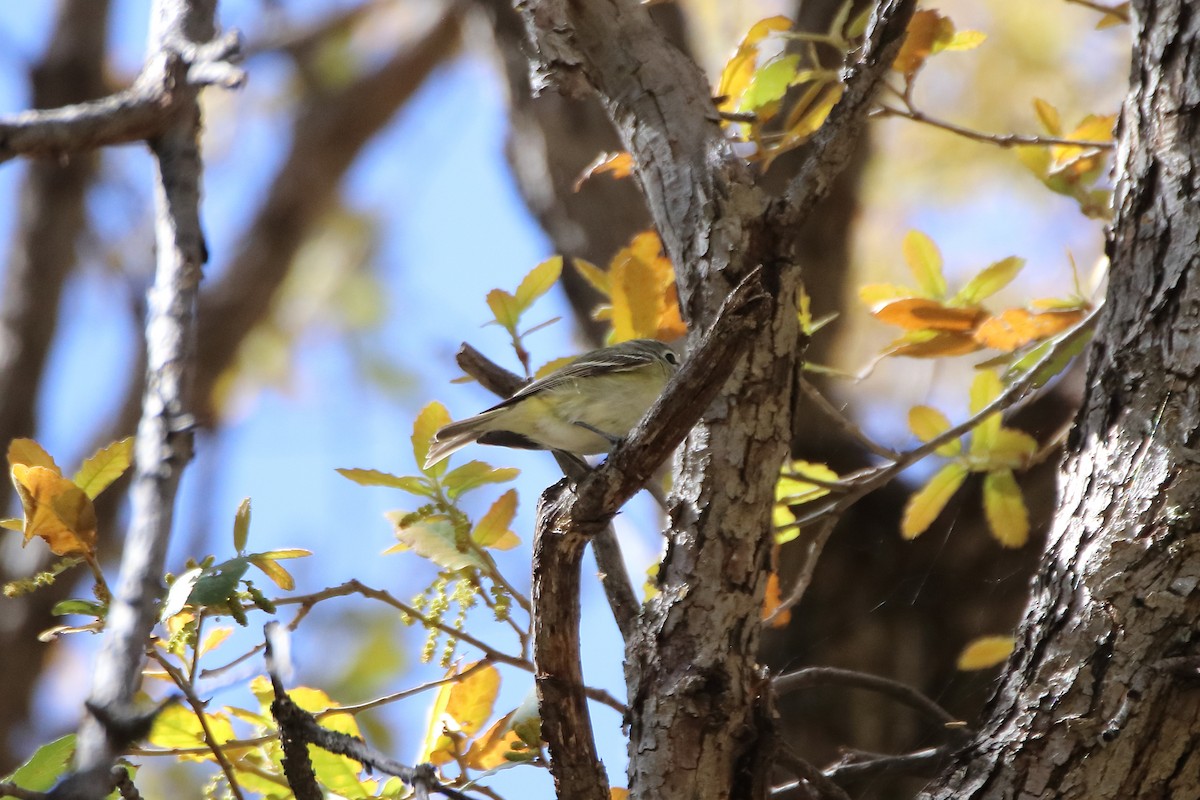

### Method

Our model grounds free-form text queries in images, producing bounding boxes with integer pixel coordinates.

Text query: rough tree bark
[513,1,915,798]
[923,1,1200,797]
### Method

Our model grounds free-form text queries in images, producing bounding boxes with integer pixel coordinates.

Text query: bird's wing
[485,347,656,411]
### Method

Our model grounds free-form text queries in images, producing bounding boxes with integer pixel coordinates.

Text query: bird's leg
[572,421,623,447]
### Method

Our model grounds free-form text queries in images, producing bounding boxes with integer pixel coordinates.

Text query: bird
[424,338,681,469]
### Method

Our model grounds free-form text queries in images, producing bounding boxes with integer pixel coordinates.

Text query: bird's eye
[663,351,680,365]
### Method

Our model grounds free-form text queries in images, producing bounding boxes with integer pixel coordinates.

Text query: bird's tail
[423,412,495,469]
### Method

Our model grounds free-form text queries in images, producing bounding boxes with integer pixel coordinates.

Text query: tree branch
[73,0,228,788]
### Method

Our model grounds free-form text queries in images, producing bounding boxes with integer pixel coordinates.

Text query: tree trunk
[924,1,1200,796]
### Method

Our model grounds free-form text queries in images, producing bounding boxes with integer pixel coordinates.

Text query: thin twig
[774,746,853,800]
[874,104,1114,150]
[798,378,901,460]
[148,651,247,800]
[763,515,838,624]
[774,666,969,738]
[1064,0,1130,22]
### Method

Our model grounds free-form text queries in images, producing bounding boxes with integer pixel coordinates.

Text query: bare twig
[774,746,853,800]
[1064,0,1131,22]
[874,104,1114,150]
[74,1,230,789]
[798,378,900,460]
[774,666,969,738]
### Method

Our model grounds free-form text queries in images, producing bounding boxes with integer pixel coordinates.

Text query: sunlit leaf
[465,710,522,769]
[957,635,1015,670]
[739,55,801,115]
[872,298,984,332]
[421,663,501,765]
[901,230,946,298]
[246,553,296,591]
[200,626,234,657]
[944,29,987,50]
[908,406,960,457]
[442,461,520,501]
[573,258,611,296]
[974,308,1086,351]
[953,257,1025,306]
[982,469,1029,548]
[1033,98,1062,136]
[968,370,1004,458]
[149,704,236,760]
[413,402,452,477]
[715,16,793,113]
[574,151,635,191]
[886,331,981,358]
[187,558,249,607]
[762,572,791,628]
[473,490,520,550]
[10,465,97,557]
[7,438,59,472]
[901,462,968,540]
[486,289,521,332]
[336,467,436,498]
[72,437,134,500]
[514,257,562,314]
[386,513,483,570]
[893,10,955,79]
[233,497,251,553]
[4,734,75,790]
[988,429,1039,469]
[51,599,104,618]
[774,462,838,527]
[160,567,203,621]
[858,283,915,305]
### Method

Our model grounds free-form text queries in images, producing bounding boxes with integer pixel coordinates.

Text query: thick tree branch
[0,32,243,164]
[73,0,224,788]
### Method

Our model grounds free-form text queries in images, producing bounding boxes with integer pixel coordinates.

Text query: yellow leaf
[908,406,960,457]
[901,463,968,540]
[486,289,521,331]
[858,283,914,305]
[148,704,237,762]
[1033,98,1063,136]
[473,489,520,550]
[944,29,986,50]
[514,256,562,314]
[573,151,634,191]
[246,554,295,591]
[11,465,97,557]
[774,462,838,527]
[71,437,134,500]
[954,257,1025,306]
[715,16,793,112]
[982,469,1029,547]
[612,245,665,341]
[199,626,234,657]
[762,572,791,628]
[969,371,1003,458]
[573,258,611,297]
[902,230,946,299]
[413,402,452,476]
[611,790,630,800]
[421,663,501,765]
[464,711,527,770]
[957,635,1015,670]
[988,428,1039,469]
[7,438,59,472]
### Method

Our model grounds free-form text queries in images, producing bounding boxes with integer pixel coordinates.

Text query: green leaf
[739,55,802,114]
[901,462,968,539]
[982,469,1029,548]
[908,405,960,457]
[902,230,946,299]
[473,490,520,549]
[51,599,105,617]
[387,514,483,571]
[149,704,235,752]
[413,402,452,478]
[4,734,75,790]
[954,257,1025,306]
[442,461,520,500]
[514,256,562,314]
[72,437,134,499]
[187,558,250,607]
[336,467,436,498]
[233,497,251,553]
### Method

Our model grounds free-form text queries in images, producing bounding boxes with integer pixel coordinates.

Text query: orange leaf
[887,331,982,358]
[974,308,1086,351]
[762,572,791,628]
[10,465,97,557]
[872,298,984,332]
[893,10,954,79]
[465,711,522,769]
[573,151,634,191]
